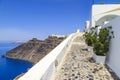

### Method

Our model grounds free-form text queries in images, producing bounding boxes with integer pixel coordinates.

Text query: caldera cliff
[5,36,65,63]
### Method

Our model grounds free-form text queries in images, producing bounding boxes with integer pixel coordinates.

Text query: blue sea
[0,42,33,80]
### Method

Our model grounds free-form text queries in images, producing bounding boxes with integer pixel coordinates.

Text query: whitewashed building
[91,4,120,27]
[50,34,67,38]
[84,21,90,32]
[85,4,120,78]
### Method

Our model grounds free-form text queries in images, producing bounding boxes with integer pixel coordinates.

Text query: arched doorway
[96,15,119,26]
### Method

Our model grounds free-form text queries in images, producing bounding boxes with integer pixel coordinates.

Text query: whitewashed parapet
[17,33,75,80]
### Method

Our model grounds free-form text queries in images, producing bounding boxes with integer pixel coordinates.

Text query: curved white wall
[91,4,120,27]
[17,33,75,80]
[103,17,120,78]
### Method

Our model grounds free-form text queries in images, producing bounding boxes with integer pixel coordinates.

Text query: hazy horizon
[0,0,119,42]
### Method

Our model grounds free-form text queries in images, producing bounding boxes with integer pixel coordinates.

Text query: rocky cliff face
[6,36,65,63]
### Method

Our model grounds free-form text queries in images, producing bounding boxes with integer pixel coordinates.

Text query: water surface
[0,42,33,80]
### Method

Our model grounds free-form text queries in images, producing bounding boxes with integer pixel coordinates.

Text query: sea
[0,42,33,80]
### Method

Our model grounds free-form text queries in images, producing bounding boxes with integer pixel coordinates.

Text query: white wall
[103,17,120,78]
[85,21,90,32]
[91,4,120,27]
[17,33,75,80]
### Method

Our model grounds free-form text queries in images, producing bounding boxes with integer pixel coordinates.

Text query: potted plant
[93,26,114,64]
[84,27,95,51]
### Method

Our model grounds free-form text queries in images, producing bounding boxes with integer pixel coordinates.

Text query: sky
[0,0,120,42]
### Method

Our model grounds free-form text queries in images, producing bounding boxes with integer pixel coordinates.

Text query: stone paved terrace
[52,32,114,80]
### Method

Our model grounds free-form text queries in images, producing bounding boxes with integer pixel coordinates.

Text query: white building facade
[84,21,90,32]
[104,17,120,77]
[85,4,120,78]
[91,4,120,27]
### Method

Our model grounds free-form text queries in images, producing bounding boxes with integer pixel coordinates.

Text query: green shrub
[83,27,95,46]
[94,26,114,56]
[84,26,114,56]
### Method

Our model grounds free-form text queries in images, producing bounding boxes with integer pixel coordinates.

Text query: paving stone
[53,33,114,80]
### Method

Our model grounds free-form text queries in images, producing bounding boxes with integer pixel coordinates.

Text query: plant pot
[87,46,93,51]
[93,53,106,64]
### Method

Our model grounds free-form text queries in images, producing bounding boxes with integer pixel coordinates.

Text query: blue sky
[0,0,119,42]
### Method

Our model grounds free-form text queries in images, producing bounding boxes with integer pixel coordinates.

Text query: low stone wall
[17,33,75,80]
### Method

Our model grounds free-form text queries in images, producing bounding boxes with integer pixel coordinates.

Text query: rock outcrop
[6,36,65,63]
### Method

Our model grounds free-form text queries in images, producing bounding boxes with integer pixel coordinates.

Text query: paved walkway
[53,33,114,80]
